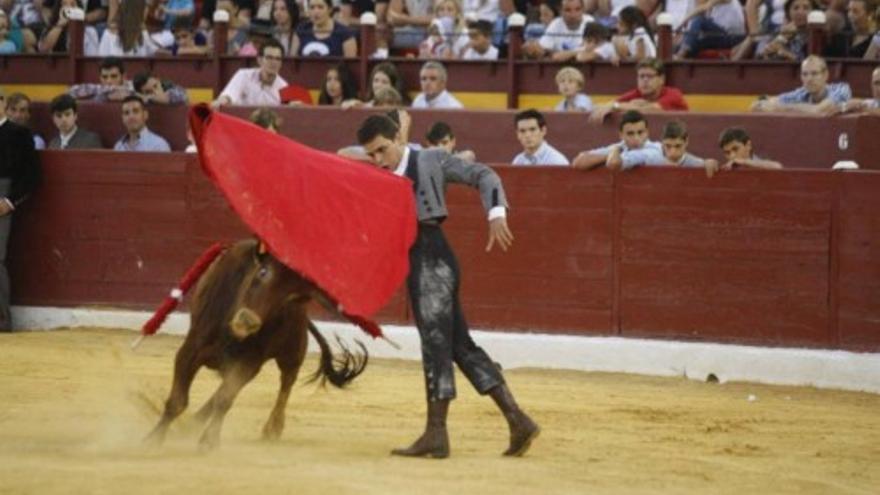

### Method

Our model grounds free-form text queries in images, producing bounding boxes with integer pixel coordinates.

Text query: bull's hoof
[503,417,540,457]
[143,427,167,448]
[197,432,220,452]
[261,422,284,441]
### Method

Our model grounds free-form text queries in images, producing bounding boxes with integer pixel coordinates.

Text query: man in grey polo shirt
[411,61,464,109]
[751,55,852,115]
[114,96,171,152]
[511,109,569,166]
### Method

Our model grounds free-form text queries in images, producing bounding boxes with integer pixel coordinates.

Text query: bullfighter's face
[362,134,404,171]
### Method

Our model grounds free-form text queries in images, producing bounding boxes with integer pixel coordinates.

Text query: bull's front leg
[198,361,262,451]
[262,356,303,440]
[145,342,201,446]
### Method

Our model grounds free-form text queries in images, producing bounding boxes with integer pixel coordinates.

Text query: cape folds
[188,105,417,337]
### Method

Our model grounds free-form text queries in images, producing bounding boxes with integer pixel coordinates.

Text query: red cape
[189,105,416,337]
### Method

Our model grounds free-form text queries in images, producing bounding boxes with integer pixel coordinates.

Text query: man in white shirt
[511,109,569,166]
[212,39,288,107]
[524,0,593,60]
[411,61,464,109]
[461,20,499,60]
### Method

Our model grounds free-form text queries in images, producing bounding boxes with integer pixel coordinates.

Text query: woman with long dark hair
[615,5,656,60]
[318,64,360,105]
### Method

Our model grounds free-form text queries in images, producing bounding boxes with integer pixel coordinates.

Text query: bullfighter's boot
[391,398,450,458]
[489,384,540,457]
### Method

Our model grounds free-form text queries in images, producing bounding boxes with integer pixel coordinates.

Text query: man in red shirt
[589,58,689,123]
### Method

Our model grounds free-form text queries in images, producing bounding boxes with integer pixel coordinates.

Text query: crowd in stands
[3,50,878,171]
[1,0,878,61]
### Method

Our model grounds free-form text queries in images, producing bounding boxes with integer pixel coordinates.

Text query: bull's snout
[230,308,262,340]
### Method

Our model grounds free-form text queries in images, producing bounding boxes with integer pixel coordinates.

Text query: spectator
[249,107,283,132]
[718,127,783,170]
[525,0,594,59]
[374,86,404,106]
[132,71,189,105]
[573,109,661,169]
[463,0,502,22]
[38,0,101,55]
[419,15,456,58]
[589,58,688,122]
[412,61,464,109]
[68,57,133,102]
[585,0,640,23]
[237,18,275,56]
[865,6,879,59]
[674,0,746,59]
[751,55,852,114]
[213,0,251,53]
[296,0,357,57]
[613,5,656,60]
[4,93,44,149]
[113,96,171,152]
[98,0,160,56]
[160,0,195,30]
[554,66,593,111]
[343,61,411,108]
[0,85,42,331]
[368,61,411,104]
[425,120,476,161]
[576,21,619,62]
[512,109,569,166]
[434,0,471,57]
[462,19,499,60]
[525,1,560,41]
[387,0,434,49]
[607,120,717,174]
[0,10,21,53]
[754,0,814,61]
[271,0,300,55]
[47,94,103,149]
[213,38,288,107]
[339,0,389,27]
[840,66,880,114]
[824,0,875,58]
[159,16,209,55]
[318,64,360,106]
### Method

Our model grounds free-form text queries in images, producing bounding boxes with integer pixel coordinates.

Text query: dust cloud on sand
[0,328,878,495]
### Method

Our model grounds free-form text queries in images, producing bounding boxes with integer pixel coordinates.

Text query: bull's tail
[306,320,368,388]
[140,243,227,338]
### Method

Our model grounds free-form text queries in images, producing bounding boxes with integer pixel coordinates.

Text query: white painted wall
[11,306,880,394]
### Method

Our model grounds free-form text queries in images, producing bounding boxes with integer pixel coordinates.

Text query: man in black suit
[0,87,42,331]
[47,94,103,150]
[357,113,540,459]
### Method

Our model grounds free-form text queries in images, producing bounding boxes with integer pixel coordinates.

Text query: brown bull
[145,239,367,450]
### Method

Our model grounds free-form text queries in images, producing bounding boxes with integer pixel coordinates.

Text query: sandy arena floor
[0,328,878,495]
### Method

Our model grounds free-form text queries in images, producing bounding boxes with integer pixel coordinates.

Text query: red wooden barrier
[8,152,880,352]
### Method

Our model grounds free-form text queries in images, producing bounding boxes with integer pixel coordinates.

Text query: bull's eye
[258,266,270,279]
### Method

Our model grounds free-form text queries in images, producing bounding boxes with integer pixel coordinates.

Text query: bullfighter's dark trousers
[407,223,504,401]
